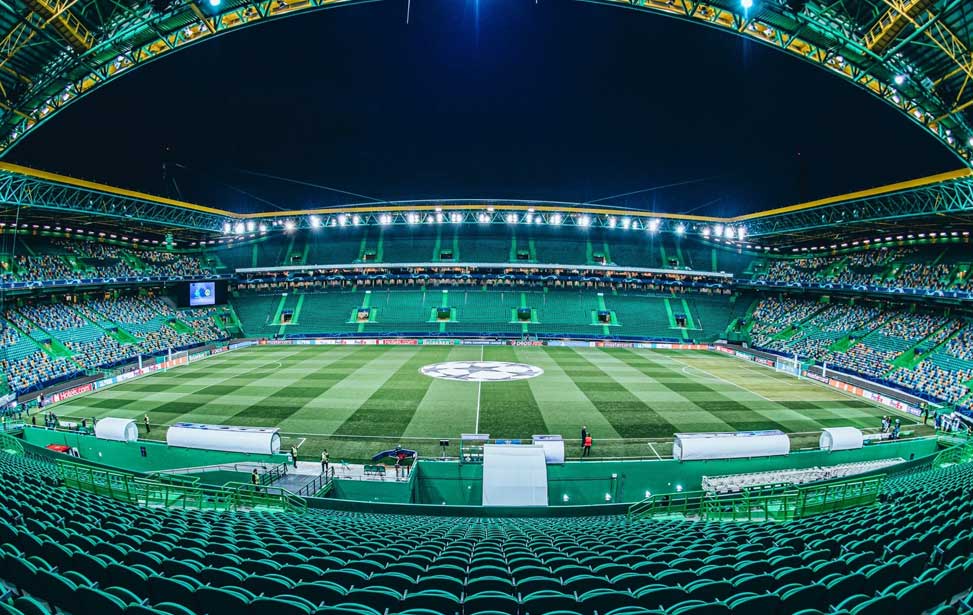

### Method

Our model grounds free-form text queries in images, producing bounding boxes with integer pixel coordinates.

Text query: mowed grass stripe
[591,349,736,434]
[281,347,422,435]
[513,347,621,441]
[221,347,382,427]
[334,347,453,437]
[542,347,673,439]
[402,345,481,438]
[477,346,547,438]
[54,347,314,419]
[662,351,890,431]
[617,349,797,434]
[138,348,350,426]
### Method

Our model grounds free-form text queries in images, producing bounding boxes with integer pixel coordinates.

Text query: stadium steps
[10,309,75,359]
[892,324,965,371]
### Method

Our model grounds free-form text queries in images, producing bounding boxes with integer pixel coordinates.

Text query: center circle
[420,361,544,382]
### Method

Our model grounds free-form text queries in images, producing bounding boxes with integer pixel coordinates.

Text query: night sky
[7,0,960,215]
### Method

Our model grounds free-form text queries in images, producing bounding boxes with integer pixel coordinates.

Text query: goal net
[775,356,802,377]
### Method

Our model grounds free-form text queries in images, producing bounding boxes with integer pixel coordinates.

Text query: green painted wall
[362,438,938,506]
[23,427,288,472]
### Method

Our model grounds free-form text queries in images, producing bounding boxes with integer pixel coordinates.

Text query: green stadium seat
[345,587,404,612]
[9,597,48,615]
[77,586,128,615]
[195,586,251,614]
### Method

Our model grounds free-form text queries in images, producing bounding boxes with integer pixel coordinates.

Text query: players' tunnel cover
[420,361,544,382]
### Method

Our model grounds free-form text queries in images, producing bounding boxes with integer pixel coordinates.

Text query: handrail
[295,472,334,497]
[629,475,887,522]
[57,459,307,514]
[0,431,25,455]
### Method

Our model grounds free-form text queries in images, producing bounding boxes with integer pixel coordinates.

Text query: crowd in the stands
[892,263,952,291]
[0,297,229,394]
[750,247,973,294]
[752,256,835,286]
[2,240,210,283]
[749,297,823,346]
[749,296,973,410]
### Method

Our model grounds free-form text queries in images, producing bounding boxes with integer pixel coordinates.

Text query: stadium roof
[0,0,972,165]
[2,161,972,248]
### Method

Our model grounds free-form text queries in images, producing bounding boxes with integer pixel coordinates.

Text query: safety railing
[935,439,973,467]
[0,431,25,455]
[154,461,288,486]
[629,475,886,522]
[57,459,307,514]
[295,472,335,497]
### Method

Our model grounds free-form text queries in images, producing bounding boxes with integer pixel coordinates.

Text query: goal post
[775,355,802,377]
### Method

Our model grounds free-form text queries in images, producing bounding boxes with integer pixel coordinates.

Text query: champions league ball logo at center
[420,361,544,382]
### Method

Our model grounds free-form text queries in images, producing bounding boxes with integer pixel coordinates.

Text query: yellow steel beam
[0,162,231,216]
[2,162,971,228]
[730,168,973,221]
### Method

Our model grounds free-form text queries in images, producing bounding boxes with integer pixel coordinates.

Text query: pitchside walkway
[273,460,408,493]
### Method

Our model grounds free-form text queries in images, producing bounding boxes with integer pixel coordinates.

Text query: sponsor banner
[546,340,589,348]
[50,383,93,404]
[229,341,255,350]
[716,345,736,356]
[593,341,634,348]
[379,339,419,345]
[510,340,544,347]
[462,339,506,346]
[803,370,829,384]
[419,339,459,345]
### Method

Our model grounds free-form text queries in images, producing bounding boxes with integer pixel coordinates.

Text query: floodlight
[233,222,245,234]
[607,217,617,228]
[737,227,747,241]
[551,214,562,225]
[283,220,295,231]
[339,214,348,226]
[702,227,711,238]
[724,226,735,239]
[222,222,231,234]
[605,493,612,501]
[478,213,490,224]
[451,212,462,223]
[506,213,517,224]
[436,213,444,224]
[310,215,322,228]
[563,494,570,502]
[675,484,683,492]
[352,215,361,225]
[380,214,392,225]
[258,223,267,232]
[578,215,591,227]
[969,137,973,147]
[740,0,752,8]
[894,74,906,86]
[245,221,255,232]
[648,218,661,232]
[714,224,723,237]
[207,0,221,6]
[675,224,685,235]
[622,217,632,229]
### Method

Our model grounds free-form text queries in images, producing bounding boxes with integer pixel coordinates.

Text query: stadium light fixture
[233,222,245,234]
[622,217,632,229]
[968,137,973,147]
[284,220,296,231]
[714,224,723,237]
[675,224,685,235]
[207,0,221,6]
[408,213,419,225]
[675,484,683,492]
[436,213,444,224]
[648,218,661,233]
[551,214,562,226]
[724,226,735,240]
[562,494,569,502]
[506,213,517,224]
[451,212,463,224]
[339,214,348,226]
[604,494,612,502]
[380,214,392,225]
[702,227,711,238]
[894,74,906,86]
[478,213,490,224]
[258,223,267,233]
[222,222,231,234]
[352,215,362,226]
[310,215,322,228]
[578,215,591,228]
[245,221,255,233]
[607,217,617,229]
[740,0,752,8]
[737,227,747,241]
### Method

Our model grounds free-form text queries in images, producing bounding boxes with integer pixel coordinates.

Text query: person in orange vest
[583,434,593,458]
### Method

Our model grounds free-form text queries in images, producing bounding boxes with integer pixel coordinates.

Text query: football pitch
[51,344,927,462]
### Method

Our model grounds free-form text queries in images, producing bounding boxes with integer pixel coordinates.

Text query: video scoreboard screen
[176,280,228,307]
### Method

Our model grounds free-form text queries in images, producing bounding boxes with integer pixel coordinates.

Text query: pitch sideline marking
[647,442,662,460]
[724,351,923,426]
[667,355,775,403]
[474,345,484,433]
[293,437,306,449]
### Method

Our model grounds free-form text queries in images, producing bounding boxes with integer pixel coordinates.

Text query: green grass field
[50,345,928,462]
